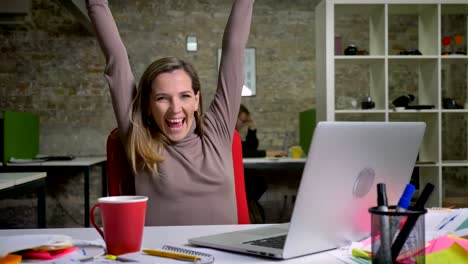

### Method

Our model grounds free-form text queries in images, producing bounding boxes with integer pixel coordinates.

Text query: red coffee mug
[90,196,148,255]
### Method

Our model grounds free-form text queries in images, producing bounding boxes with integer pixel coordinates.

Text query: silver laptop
[189,121,426,259]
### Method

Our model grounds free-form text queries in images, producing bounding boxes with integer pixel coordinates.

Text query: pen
[391,183,434,262]
[437,214,458,231]
[376,183,392,264]
[143,249,201,262]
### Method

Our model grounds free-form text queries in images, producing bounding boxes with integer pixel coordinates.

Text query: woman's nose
[170,98,182,113]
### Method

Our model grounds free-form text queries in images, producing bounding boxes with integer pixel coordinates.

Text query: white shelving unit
[316,0,468,207]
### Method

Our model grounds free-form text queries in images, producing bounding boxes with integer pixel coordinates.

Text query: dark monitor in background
[1,111,39,164]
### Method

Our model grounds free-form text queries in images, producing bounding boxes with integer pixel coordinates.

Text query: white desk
[0,172,47,228]
[0,225,338,263]
[2,157,106,227]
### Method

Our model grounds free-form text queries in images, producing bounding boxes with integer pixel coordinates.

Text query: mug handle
[90,204,105,240]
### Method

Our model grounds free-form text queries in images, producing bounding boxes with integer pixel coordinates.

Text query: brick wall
[0,0,316,155]
[0,0,316,227]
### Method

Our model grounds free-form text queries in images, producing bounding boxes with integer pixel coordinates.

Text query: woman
[236,104,287,158]
[86,0,254,226]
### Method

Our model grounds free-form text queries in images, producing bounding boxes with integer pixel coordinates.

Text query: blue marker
[390,184,416,254]
[397,184,416,212]
[390,184,416,236]
[391,183,434,262]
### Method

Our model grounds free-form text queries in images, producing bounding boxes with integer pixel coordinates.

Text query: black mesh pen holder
[369,206,427,264]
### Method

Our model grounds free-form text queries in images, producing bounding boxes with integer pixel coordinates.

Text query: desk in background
[0,156,106,227]
[243,158,306,223]
[0,225,337,263]
[0,172,47,228]
[243,157,306,170]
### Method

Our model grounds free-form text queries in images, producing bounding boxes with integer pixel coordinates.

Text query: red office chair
[106,128,135,196]
[232,130,250,224]
[106,128,250,224]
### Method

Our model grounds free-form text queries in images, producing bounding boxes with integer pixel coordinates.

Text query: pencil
[143,249,201,262]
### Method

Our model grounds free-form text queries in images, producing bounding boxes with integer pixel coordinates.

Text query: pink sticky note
[426,235,468,254]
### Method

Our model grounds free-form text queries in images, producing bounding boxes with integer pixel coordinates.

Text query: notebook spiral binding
[162,245,215,263]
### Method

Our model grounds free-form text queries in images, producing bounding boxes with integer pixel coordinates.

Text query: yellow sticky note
[351,248,372,259]
[422,242,468,264]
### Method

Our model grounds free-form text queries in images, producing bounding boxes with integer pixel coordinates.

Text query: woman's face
[149,69,199,142]
[236,112,249,131]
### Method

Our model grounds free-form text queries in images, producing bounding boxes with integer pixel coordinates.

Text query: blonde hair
[127,57,203,174]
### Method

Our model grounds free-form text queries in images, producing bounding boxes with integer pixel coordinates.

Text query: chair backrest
[232,130,250,224]
[106,128,250,224]
[106,128,135,196]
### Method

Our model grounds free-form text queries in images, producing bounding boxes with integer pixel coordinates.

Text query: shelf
[335,56,385,63]
[415,162,439,167]
[441,56,468,63]
[389,110,439,113]
[335,110,386,114]
[440,110,468,113]
[317,0,468,207]
[388,56,439,62]
[442,160,468,166]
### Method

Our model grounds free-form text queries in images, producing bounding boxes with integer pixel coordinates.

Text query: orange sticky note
[0,254,22,264]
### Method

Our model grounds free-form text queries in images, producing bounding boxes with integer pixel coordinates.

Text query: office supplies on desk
[189,121,425,259]
[391,183,434,262]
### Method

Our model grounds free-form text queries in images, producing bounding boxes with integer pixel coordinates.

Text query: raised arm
[86,0,134,137]
[210,0,255,137]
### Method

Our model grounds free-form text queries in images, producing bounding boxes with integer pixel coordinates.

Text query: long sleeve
[86,0,135,140]
[207,0,255,140]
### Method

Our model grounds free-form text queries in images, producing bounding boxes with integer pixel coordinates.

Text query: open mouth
[165,118,184,130]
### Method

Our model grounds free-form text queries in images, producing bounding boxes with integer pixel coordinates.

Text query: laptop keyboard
[243,234,286,249]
